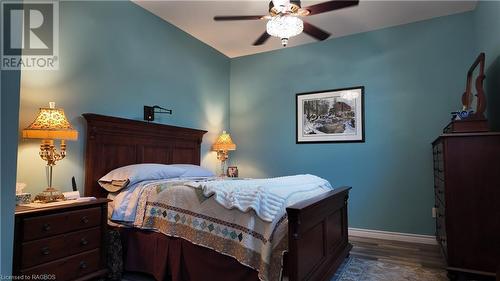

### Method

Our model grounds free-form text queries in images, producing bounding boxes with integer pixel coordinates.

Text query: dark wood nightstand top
[16,198,110,216]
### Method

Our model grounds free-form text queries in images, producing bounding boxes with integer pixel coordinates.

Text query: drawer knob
[80,238,89,246]
[42,223,51,232]
[81,216,89,224]
[41,247,50,256]
[79,261,88,270]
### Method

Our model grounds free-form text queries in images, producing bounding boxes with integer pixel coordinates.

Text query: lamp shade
[22,103,78,140]
[212,130,236,151]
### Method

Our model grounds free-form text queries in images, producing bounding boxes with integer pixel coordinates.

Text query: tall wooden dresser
[432,132,500,280]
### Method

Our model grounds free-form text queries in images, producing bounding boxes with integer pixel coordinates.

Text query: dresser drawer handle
[80,238,89,246]
[42,223,51,232]
[81,216,89,224]
[41,247,50,256]
[79,261,88,270]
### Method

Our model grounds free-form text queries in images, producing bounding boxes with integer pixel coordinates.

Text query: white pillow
[170,164,215,178]
[98,164,185,192]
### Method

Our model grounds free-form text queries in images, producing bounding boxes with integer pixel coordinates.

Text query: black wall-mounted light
[144,105,172,122]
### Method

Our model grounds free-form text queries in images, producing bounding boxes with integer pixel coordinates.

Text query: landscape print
[296,87,364,143]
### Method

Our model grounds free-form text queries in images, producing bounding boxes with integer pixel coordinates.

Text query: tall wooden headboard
[83,114,207,198]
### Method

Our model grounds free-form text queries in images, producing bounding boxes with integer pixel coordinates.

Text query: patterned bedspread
[112,178,332,281]
[131,179,288,281]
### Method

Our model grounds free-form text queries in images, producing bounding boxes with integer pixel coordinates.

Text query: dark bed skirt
[118,228,261,281]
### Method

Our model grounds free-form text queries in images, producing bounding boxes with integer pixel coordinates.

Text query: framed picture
[227,166,239,178]
[296,86,365,143]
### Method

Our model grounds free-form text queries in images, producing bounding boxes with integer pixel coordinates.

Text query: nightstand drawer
[22,207,101,241]
[20,249,101,281]
[66,227,101,256]
[21,227,101,269]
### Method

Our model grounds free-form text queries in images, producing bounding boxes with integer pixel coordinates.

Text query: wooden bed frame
[83,113,352,281]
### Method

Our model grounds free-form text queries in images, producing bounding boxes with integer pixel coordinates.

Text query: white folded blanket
[186,174,333,222]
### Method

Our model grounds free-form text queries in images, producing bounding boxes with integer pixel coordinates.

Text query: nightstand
[13,199,110,281]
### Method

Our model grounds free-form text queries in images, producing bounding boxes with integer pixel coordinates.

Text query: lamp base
[34,187,65,203]
[219,158,228,177]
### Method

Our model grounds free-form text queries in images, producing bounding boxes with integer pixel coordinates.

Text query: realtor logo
[1,1,59,70]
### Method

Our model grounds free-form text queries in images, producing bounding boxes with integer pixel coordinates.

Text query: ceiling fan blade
[304,0,359,16]
[253,32,271,46]
[214,15,264,21]
[303,21,331,41]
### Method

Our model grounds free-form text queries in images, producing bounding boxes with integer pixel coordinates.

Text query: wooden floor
[122,236,446,280]
[349,235,446,270]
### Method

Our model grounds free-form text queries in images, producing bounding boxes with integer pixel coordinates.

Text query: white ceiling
[133,1,477,58]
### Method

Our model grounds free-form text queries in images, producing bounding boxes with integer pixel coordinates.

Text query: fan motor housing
[269,0,302,15]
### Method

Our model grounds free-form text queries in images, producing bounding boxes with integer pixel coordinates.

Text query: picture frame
[227,166,239,178]
[296,86,365,143]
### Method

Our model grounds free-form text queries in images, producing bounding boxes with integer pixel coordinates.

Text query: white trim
[348,227,437,245]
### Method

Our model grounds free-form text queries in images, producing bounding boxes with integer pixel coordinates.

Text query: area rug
[331,257,447,281]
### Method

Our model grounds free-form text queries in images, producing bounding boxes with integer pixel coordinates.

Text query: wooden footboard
[286,186,352,281]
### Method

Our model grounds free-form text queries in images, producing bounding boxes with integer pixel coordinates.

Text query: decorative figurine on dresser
[432,53,500,280]
[13,199,110,281]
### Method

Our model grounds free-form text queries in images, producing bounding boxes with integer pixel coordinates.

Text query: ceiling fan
[213,0,359,47]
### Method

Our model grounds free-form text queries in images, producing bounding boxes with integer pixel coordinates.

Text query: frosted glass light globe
[266,15,304,45]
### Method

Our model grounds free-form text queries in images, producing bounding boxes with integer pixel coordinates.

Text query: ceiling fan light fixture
[266,15,303,46]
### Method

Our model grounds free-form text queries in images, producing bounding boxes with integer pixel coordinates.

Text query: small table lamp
[23,102,78,202]
[212,130,236,176]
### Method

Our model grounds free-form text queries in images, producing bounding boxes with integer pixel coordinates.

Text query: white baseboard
[348,227,437,245]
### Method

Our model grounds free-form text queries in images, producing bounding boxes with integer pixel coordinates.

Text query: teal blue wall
[17,1,230,194]
[1,70,21,276]
[474,1,500,69]
[11,1,498,249]
[474,1,500,129]
[230,12,475,235]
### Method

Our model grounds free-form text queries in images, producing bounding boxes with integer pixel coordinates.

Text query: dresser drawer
[432,145,443,162]
[20,249,101,281]
[435,199,447,257]
[22,207,101,241]
[433,161,444,176]
[434,180,445,205]
[433,170,445,183]
[21,227,101,269]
